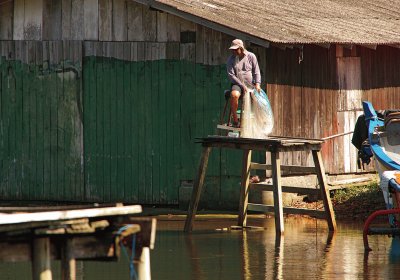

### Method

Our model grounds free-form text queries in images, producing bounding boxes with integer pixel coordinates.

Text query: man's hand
[255,83,261,92]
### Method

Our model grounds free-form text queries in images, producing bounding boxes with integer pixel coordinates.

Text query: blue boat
[361,101,400,251]
[362,101,400,171]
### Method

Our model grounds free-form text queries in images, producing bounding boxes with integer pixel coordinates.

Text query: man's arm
[251,53,261,92]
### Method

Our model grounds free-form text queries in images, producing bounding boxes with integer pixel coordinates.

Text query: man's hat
[229,39,244,50]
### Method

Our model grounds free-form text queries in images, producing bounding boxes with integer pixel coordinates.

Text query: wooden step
[216,124,241,132]
[250,163,316,174]
[247,203,326,219]
[249,183,320,196]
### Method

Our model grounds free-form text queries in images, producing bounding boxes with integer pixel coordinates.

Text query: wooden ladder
[238,149,336,235]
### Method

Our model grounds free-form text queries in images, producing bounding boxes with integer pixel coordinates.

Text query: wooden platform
[0,205,156,280]
[184,135,336,234]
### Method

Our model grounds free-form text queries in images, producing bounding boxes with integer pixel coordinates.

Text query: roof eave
[133,0,270,48]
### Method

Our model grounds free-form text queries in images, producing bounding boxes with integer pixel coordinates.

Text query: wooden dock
[0,204,156,280]
[184,135,336,234]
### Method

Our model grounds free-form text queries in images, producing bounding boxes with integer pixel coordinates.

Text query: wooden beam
[388,44,400,49]
[32,238,53,280]
[312,150,337,231]
[134,0,270,48]
[249,183,320,196]
[361,44,377,50]
[247,203,326,219]
[61,239,76,280]
[315,43,330,49]
[271,150,284,235]
[238,150,252,227]
[0,205,142,226]
[250,163,316,174]
[184,146,212,232]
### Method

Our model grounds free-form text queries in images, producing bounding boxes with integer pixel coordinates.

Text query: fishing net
[241,83,274,139]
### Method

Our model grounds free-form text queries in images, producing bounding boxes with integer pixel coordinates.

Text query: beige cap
[229,39,244,50]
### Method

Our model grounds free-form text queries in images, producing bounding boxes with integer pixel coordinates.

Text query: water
[1,216,400,279]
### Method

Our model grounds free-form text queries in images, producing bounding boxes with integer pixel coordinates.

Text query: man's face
[232,48,243,56]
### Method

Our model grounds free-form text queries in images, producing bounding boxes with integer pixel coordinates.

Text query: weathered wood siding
[1,0,400,204]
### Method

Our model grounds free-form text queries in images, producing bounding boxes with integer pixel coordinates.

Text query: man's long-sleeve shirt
[226,50,261,90]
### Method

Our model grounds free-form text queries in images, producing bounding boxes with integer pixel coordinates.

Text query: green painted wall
[0,54,264,207]
[0,57,83,201]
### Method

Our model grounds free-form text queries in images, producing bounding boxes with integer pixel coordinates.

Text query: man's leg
[230,90,241,124]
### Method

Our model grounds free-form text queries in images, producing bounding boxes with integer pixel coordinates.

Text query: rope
[117,225,138,280]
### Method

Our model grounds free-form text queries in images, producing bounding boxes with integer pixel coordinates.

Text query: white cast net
[240,82,274,139]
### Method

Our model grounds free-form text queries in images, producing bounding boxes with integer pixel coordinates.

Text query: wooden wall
[2,0,400,204]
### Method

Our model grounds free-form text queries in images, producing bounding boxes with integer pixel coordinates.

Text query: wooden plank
[250,163,316,174]
[238,150,252,227]
[127,1,143,41]
[184,146,212,232]
[61,0,71,39]
[312,150,337,231]
[271,150,284,235]
[157,11,168,42]
[24,0,43,40]
[0,205,142,225]
[249,183,321,196]
[247,203,326,219]
[84,0,99,40]
[166,14,180,42]
[112,0,127,41]
[0,0,13,39]
[43,0,62,40]
[13,0,25,40]
[99,0,112,41]
[142,6,157,41]
[71,0,84,39]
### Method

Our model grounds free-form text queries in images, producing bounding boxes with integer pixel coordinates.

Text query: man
[226,39,261,127]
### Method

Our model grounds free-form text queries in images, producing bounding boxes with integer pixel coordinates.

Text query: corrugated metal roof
[137,0,400,44]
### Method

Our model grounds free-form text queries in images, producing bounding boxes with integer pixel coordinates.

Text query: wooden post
[238,149,252,227]
[137,247,151,280]
[271,149,284,235]
[312,150,337,231]
[61,239,76,280]
[184,146,212,232]
[32,237,53,280]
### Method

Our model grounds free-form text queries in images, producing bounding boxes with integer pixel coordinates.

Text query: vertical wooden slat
[99,0,112,41]
[61,0,71,39]
[136,42,146,202]
[157,12,168,42]
[142,6,157,42]
[127,1,143,41]
[24,0,43,40]
[13,0,24,40]
[112,0,127,41]
[130,42,139,201]
[0,0,13,40]
[43,0,62,40]
[71,0,84,39]
[84,0,99,40]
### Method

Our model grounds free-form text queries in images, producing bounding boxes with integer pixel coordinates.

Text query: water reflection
[152,217,400,280]
[3,217,400,279]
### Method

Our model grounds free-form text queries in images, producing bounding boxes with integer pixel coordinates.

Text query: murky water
[1,216,400,279]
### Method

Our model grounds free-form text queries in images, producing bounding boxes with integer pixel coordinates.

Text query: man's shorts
[231,84,243,94]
